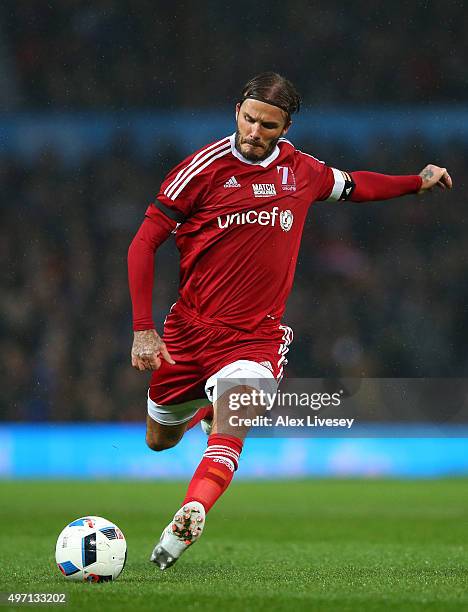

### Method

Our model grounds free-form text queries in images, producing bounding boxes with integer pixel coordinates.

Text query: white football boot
[200,417,213,435]
[150,501,206,570]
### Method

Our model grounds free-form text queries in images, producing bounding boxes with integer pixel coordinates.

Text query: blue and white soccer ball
[55,516,127,582]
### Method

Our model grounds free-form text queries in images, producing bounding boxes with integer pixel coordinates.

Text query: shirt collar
[229,133,280,168]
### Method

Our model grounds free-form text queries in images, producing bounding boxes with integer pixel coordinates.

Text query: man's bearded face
[235,99,290,162]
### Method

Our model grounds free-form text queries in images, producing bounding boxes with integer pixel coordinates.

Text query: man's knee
[145,433,179,452]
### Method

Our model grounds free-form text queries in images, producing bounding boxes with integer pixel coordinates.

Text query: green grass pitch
[0,480,467,611]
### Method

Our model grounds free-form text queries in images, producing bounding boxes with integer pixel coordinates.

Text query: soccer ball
[55,516,127,582]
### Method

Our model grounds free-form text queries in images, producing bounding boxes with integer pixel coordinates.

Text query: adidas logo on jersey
[224,176,241,188]
[252,183,276,197]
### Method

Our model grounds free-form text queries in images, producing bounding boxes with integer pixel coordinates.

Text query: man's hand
[131,329,175,371]
[418,164,453,193]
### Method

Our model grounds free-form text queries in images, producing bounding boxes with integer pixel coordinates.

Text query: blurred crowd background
[1,1,466,421]
[1,1,467,109]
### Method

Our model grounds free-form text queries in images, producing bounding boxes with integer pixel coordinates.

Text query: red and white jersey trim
[325,168,346,202]
[230,133,281,167]
[164,137,230,201]
[294,146,325,165]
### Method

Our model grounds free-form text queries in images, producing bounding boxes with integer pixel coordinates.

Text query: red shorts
[149,300,293,406]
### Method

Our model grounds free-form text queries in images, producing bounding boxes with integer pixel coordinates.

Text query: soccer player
[127,72,452,570]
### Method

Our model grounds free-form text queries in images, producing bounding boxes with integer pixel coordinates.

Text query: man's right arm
[127,204,177,371]
[129,143,211,370]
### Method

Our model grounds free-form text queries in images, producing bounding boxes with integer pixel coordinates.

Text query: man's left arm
[322,164,453,203]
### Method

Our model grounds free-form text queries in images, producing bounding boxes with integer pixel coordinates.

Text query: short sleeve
[294,150,331,201]
[156,152,210,219]
[296,151,351,202]
[316,166,344,201]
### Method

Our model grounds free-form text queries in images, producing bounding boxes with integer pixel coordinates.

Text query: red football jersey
[155,134,342,332]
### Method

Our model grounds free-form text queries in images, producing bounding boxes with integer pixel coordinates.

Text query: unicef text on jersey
[217,206,294,232]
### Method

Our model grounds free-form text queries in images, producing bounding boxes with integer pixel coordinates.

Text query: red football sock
[182,433,243,512]
[186,405,214,431]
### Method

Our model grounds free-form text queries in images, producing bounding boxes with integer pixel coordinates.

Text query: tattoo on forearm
[421,169,434,181]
